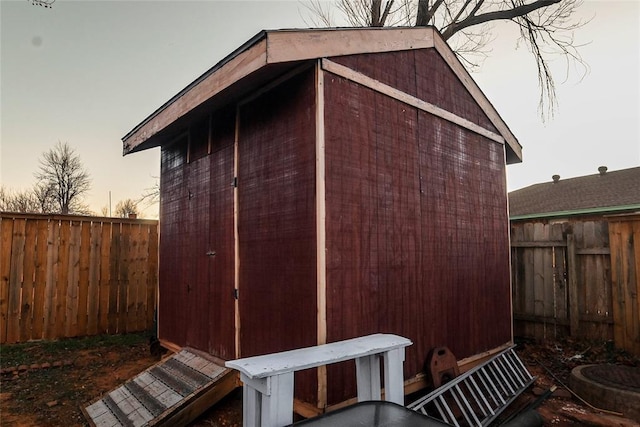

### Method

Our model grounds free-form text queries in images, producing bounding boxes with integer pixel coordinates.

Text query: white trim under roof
[122,27,522,163]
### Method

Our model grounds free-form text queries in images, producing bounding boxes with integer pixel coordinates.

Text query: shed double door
[176,70,318,370]
[183,135,236,360]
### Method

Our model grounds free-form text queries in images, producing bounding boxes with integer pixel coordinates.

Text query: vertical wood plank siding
[238,69,318,402]
[332,49,498,134]
[186,148,212,350]
[0,213,158,344]
[158,109,237,359]
[324,58,511,403]
[206,110,236,360]
[159,140,189,347]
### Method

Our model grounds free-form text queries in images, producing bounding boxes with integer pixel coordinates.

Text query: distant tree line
[1,141,143,218]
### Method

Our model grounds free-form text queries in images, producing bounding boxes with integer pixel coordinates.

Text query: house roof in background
[509,166,640,219]
[122,27,521,163]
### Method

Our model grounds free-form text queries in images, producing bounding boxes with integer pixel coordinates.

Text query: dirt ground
[0,333,638,426]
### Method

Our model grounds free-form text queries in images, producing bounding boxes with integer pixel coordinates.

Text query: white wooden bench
[225,333,412,427]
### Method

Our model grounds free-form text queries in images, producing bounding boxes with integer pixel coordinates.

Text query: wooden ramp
[83,349,236,427]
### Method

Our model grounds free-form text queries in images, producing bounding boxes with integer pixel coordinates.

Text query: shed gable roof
[509,166,640,219]
[122,27,521,163]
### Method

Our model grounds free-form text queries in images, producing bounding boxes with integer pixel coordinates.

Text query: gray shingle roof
[508,166,640,218]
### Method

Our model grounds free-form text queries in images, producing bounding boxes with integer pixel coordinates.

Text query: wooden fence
[511,215,640,354]
[0,213,158,344]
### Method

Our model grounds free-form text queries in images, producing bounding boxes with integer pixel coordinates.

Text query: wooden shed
[123,27,523,411]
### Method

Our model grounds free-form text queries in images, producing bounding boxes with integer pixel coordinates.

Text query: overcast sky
[1,0,639,218]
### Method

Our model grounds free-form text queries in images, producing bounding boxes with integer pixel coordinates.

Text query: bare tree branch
[114,198,140,218]
[304,0,588,120]
[443,0,559,39]
[138,178,160,208]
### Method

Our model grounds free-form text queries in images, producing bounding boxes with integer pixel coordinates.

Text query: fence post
[567,233,580,337]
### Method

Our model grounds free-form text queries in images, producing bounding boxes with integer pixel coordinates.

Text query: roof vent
[552,174,560,183]
[598,166,608,175]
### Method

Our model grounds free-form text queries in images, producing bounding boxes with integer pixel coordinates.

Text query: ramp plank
[83,349,235,427]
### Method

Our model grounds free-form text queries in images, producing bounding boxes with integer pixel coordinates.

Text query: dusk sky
[1,0,639,218]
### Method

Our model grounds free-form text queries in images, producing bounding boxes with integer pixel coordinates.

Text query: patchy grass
[0,332,149,367]
[1,332,156,427]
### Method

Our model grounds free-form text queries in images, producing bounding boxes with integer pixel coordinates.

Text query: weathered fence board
[98,222,112,334]
[608,214,640,355]
[7,218,26,343]
[510,215,640,355]
[0,213,158,344]
[32,219,48,339]
[511,220,614,342]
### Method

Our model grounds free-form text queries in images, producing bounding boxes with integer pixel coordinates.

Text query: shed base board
[159,338,181,355]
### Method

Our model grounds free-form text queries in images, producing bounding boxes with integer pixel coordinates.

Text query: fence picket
[0,217,13,343]
[136,224,150,331]
[127,223,141,333]
[44,220,60,339]
[19,220,38,341]
[76,221,91,336]
[87,222,101,335]
[147,224,159,329]
[119,222,131,333]
[608,216,640,354]
[99,222,112,334]
[55,220,71,338]
[65,220,82,337]
[7,219,26,343]
[108,222,121,334]
[32,219,49,339]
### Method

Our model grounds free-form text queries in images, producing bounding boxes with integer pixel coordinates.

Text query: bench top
[225,334,412,379]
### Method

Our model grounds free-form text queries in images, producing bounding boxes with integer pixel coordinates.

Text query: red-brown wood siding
[158,111,236,359]
[186,150,211,350]
[331,49,498,133]
[237,70,318,401]
[206,110,236,359]
[159,140,189,346]
[323,73,511,404]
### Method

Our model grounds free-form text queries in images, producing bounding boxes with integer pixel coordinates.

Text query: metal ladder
[407,346,535,426]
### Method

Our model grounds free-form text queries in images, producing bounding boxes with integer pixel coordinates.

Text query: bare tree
[114,199,140,218]
[138,178,160,208]
[0,186,38,212]
[0,187,9,211]
[34,142,91,215]
[0,184,56,213]
[32,182,58,213]
[304,0,588,118]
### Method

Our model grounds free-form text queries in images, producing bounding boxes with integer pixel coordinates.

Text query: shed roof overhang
[122,27,522,164]
[510,204,640,221]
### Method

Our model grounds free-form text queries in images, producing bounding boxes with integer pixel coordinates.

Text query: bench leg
[243,381,262,427]
[355,354,381,401]
[241,373,294,427]
[260,372,294,427]
[383,347,406,405]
